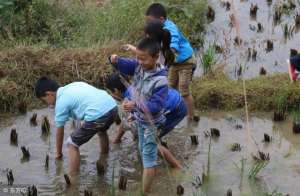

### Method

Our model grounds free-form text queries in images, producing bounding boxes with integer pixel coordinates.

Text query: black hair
[144,20,174,66]
[146,3,167,18]
[35,76,60,98]
[105,73,127,94]
[137,37,160,57]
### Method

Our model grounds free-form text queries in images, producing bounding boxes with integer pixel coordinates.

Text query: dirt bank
[192,73,300,111]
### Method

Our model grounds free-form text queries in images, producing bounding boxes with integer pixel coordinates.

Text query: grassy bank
[192,73,300,112]
[0,0,207,113]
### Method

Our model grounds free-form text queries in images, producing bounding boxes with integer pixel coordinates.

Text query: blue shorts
[137,123,158,168]
[159,100,187,138]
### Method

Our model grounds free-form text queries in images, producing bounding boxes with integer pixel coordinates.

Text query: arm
[164,26,180,53]
[56,127,64,159]
[109,55,139,76]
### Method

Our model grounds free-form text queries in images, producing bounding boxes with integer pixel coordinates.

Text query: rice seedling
[257,22,263,32]
[230,143,241,152]
[260,67,267,75]
[263,133,272,142]
[227,188,232,196]
[250,4,258,18]
[7,169,14,186]
[21,146,30,160]
[248,160,269,179]
[118,175,127,190]
[27,185,38,196]
[292,109,300,133]
[282,23,295,40]
[200,44,217,75]
[190,135,199,145]
[10,128,18,145]
[266,0,272,6]
[266,40,273,52]
[177,184,184,195]
[45,153,49,169]
[41,116,50,135]
[30,113,37,126]
[273,90,288,122]
[206,5,215,22]
[273,6,282,24]
[84,190,93,196]
[108,165,116,196]
[64,174,71,186]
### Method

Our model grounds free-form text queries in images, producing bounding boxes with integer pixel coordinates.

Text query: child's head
[105,73,127,101]
[145,3,167,22]
[35,76,60,106]
[144,20,173,66]
[136,38,160,70]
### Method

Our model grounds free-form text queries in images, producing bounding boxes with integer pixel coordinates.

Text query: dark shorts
[159,100,187,138]
[67,107,118,147]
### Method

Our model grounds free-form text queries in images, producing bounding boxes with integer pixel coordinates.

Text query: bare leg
[98,131,109,154]
[143,167,156,194]
[158,145,182,169]
[68,145,80,176]
[113,123,126,144]
[183,95,195,120]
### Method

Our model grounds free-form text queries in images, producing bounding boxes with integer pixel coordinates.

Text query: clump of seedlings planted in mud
[96,160,105,175]
[259,67,267,75]
[266,0,272,6]
[210,128,220,138]
[273,91,288,122]
[17,101,27,114]
[7,169,14,186]
[27,185,38,196]
[41,116,50,135]
[10,128,18,145]
[221,1,231,11]
[282,0,296,12]
[266,40,273,52]
[176,184,184,195]
[64,174,71,186]
[227,188,232,196]
[230,143,241,152]
[257,22,263,32]
[118,175,127,190]
[290,49,298,57]
[84,190,93,196]
[273,6,282,24]
[207,5,215,22]
[235,64,243,78]
[214,44,223,53]
[30,113,37,126]
[234,36,242,46]
[295,13,300,27]
[192,175,203,188]
[292,110,300,134]
[45,153,49,169]
[247,48,257,61]
[190,135,199,145]
[282,23,295,39]
[252,151,270,162]
[21,146,30,160]
[250,4,258,18]
[263,133,272,142]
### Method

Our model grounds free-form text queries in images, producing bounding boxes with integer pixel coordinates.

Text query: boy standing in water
[146,3,199,122]
[110,38,168,193]
[34,78,117,177]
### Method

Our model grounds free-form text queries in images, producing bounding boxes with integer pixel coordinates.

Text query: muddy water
[196,0,300,79]
[1,109,300,195]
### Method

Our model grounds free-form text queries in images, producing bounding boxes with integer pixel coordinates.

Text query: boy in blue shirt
[105,73,185,169]
[146,3,199,122]
[34,78,117,177]
[109,38,168,193]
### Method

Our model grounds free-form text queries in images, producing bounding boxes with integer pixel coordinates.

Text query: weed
[200,44,217,75]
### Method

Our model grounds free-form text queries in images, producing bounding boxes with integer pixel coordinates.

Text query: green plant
[292,109,300,122]
[201,44,217,75]
[275,90,288,112]
[248,160,269,179]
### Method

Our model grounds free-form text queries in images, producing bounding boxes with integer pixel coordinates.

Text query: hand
[109,54,118,64]
[122,100,135,112]
[56,152,63,160]
[121,44,136,52]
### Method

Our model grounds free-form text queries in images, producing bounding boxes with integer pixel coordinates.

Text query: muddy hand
[109,54,119,64]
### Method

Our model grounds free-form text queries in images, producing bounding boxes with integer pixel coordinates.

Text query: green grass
[0,0,207,48]
[200,44,217,74]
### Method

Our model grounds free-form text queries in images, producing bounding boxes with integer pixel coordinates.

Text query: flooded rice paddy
[195,0,300,79]
[0,108,300,195]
